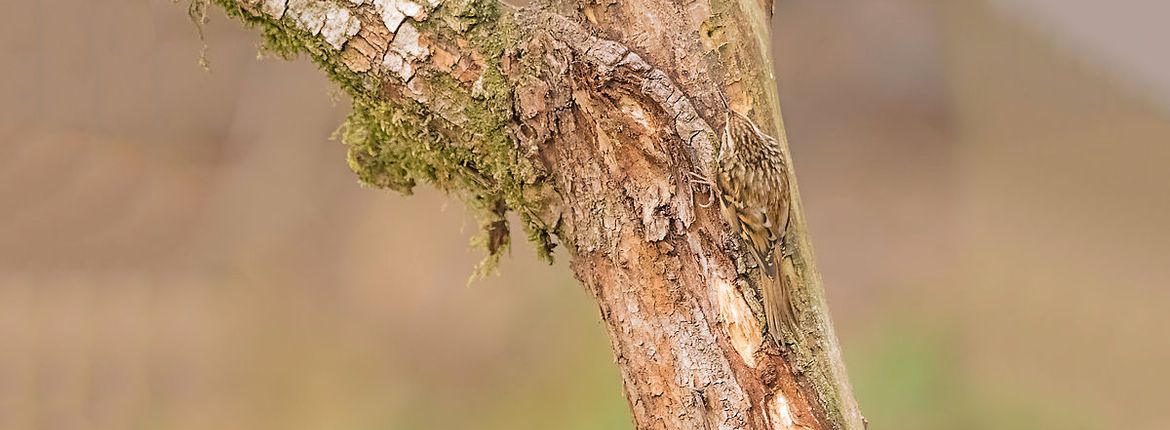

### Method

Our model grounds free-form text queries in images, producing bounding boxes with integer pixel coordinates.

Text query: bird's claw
[686,171,716,208]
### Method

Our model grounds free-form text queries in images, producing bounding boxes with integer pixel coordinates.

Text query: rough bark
[205,0,864,428]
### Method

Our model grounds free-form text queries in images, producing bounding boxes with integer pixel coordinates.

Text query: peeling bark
[208,0,864,428]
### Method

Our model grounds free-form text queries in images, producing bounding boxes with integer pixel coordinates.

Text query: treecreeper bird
[713,106,801,346]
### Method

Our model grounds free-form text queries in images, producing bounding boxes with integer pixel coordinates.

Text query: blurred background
[2,0,1168,428]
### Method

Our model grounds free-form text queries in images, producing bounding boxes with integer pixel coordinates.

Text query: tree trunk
[205,0,864,428]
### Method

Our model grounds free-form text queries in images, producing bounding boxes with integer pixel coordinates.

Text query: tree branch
[207,0,864,427]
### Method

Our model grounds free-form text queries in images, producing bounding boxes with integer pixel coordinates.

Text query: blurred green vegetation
[849,313,1105,430]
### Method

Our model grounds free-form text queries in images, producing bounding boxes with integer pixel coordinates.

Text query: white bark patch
[712,275,762,367]
[374,0,427,33]
[348,0,365,4]
[383,51,413,81]
[278,0,361,50]
[321,7,361,49]
[261,0,287,18]
[389,22,430,59]
[767,392,798,429]
[378,5,406,33]
[288,0,328,35]
[395,0,426,18]
[383,22,431,82]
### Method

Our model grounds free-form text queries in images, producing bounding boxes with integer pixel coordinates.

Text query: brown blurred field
[2,1,1168,429]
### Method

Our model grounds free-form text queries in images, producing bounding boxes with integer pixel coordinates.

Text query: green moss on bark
[209,0,556,274]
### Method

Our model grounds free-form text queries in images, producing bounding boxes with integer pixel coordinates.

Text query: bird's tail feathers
[761,257,801,346]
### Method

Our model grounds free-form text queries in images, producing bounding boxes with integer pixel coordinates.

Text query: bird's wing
[717,167,779,278]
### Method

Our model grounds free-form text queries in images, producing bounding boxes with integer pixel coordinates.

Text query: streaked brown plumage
[714,108,799,344]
